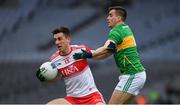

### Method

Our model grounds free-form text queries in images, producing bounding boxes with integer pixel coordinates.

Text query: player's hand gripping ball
[37,62,58,81]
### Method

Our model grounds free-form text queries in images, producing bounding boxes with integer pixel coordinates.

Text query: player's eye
[59,38,63,40]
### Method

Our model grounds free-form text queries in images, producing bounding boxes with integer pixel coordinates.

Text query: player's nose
[55,40,60,44]
[107,16,110,20]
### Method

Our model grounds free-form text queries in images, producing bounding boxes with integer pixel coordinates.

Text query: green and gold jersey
[108,23,145,75]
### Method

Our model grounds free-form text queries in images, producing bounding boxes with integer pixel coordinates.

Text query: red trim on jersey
[50,50,59,61]
[50,45,91,61]
[64,91,105,104]
[71,45,92,53]
[58,59,88,79]
[84,45,91,53]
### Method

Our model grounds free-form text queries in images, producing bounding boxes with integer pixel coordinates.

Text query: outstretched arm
[92,40,116,60]
[73,40,116,60]
[91,49,112,60]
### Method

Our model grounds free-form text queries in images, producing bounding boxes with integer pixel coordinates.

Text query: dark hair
[109,6,127,21]
[52,26,71,37]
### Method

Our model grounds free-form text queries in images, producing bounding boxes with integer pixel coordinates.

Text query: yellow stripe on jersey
[116,36,136,51]
[124,55,139,72]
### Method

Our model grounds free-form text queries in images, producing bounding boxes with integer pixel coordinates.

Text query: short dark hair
[52,26,71,37]
[109,6,127,21]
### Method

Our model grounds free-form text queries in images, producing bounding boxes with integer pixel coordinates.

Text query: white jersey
[50,45,98,97]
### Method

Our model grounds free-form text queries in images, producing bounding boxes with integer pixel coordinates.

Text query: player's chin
[108,24,112,28]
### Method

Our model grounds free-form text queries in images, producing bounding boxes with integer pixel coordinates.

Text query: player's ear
[67,37,71,42]
[117,15,122,22]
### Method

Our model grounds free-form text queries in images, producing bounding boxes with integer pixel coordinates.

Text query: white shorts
[115,71,146,96]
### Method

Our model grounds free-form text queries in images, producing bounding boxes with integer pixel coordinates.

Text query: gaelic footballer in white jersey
[50,45,103,98]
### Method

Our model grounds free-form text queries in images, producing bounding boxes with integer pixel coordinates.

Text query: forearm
[92,46,112,60]
[93,46,107,57]
[92,50,112,60]
[73,40,115,60]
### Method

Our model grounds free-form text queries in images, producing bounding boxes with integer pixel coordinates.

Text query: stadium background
[0,0,180,104]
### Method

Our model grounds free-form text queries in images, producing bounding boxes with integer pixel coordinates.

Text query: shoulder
[71,45,87,49]
[110,24,132,35]
[71,44,91,51]
[115,23,130,30]
[109,28,120,37]
[109,24,123,35]
[50,50,60,61]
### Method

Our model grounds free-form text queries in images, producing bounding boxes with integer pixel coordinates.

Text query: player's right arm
[91,49,112,60]
[91,39,115,60]
[73,40,116,60]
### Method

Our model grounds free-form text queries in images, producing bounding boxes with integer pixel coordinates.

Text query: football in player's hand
[38,61,58,81]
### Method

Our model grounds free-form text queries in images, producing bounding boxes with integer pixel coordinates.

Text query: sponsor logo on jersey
[61,65,79,77]
[59,60,88,78]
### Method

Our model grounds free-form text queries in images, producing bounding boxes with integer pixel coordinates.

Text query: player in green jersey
[73,6,146,104]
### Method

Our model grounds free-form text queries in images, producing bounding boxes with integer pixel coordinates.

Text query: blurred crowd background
[0,0,180,104]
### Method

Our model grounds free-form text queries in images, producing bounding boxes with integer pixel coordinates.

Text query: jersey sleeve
[83,45,92,53]
[50,54,55,61]
[108,29,122,45]
[50,51,59,61]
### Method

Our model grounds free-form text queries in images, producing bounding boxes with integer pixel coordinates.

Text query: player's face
[54,32,71,54]
[107,9,121,28]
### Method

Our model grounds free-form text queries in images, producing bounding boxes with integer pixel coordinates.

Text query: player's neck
[59,46,71,56]
[116,21,124,26]
[111,22,124,29]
